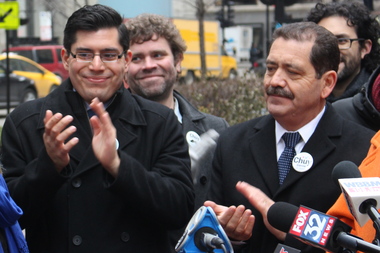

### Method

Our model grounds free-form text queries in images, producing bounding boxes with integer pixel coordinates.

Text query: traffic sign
[0,1,19,29]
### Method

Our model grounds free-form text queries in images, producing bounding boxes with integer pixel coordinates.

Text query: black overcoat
[209,104,375,253]
[1,80,194,253]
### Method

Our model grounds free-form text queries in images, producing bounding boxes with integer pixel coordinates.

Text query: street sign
[0,1,19,29]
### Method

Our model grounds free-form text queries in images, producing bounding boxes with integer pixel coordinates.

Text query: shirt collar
[173,97,182,123]
[275,105,326,144]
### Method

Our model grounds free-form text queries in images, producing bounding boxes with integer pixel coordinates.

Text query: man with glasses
[306,1,380,103]
[0,4,194,253]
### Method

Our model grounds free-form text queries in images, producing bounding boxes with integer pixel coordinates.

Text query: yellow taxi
[0,53,61,98]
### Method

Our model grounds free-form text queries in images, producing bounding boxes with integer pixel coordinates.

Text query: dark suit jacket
[1,80,194,253]
[174,90,229,209]
[209,104,375,253]
[169,91,229,252]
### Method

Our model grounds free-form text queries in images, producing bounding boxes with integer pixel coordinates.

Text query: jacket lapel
[37,81,145,176]
[275,105,341,196]
[248,116,280,196]
[72,91,145,176]
[174,91,206,135]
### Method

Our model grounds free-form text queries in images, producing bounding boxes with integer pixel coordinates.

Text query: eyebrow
[334,34,351,38]
[132,49,168,56]
[266,59,303,71]
[75,47,121,52]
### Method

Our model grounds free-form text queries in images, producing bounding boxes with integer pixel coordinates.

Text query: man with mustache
[204,22,375,253]
[306,1,380,103]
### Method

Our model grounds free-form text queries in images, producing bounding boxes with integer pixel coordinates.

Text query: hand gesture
[43,110,78,172]
[204,200,255,241]
[236,181,286,241]
[89,97,120,177]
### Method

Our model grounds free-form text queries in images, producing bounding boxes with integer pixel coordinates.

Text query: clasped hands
[204,181,286,242]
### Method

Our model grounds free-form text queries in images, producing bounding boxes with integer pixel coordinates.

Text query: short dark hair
[271,22,340,79]
[306,1,380,72]
[63,4,129,54]
[126,13,187,63]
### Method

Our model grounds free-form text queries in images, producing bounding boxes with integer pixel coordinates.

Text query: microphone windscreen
[331,161,362,187]
[267,201,298,232]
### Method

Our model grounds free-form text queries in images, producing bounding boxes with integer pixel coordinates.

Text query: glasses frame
[70,51,125,63]
[337,38,365,50]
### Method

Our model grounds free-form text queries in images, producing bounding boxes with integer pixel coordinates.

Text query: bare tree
[32,0,92,43]
[183,0,215,81]
[38,0,85,20]
[196,0,207,80]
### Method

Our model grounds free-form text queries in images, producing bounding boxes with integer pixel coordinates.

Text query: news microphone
[268,202,380,253]
[273,243,301,253]
[332,161,380,229]
[331,161,362,187]
[175,206,234,253]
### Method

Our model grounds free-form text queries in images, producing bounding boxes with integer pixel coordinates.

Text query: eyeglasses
[70,51,124,63]
[337,38,365,50]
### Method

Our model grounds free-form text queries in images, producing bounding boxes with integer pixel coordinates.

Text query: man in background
[332,65,380,131]
[125,13,229,209]
[125,13,229,251]
[306,1,380,103]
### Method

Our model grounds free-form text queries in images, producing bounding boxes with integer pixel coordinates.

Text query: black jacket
[332,65,380,131]
[169,91,229,252]
[174,90,229,209]
[327,67,372,103]
[1,80,194,253]
[209,104,374,253]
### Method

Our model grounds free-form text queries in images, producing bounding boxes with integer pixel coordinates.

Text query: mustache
[266,86,294,99]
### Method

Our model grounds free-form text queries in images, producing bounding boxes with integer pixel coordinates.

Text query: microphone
[273,243,301,253]
[268,202,380,253]
[331,161,362,187]
[188,129,219,184]
[175,206,234,253]
[332,161,380,229]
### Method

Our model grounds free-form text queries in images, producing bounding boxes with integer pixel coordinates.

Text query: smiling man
[0,5,194,253]
[306,1,380,103]
[125,14,229,209]
[204,22,375,253]
[125,14,229,251]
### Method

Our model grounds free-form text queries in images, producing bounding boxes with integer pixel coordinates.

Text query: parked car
[5,45,69,80]
[0,65,37,109]
[0,54,62,98]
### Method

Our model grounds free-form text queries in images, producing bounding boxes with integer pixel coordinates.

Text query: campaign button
[186,131,200,146]
[292,152,313,172]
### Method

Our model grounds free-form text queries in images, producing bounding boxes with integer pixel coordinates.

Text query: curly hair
[306,1,380,72]
[125,13,187,63]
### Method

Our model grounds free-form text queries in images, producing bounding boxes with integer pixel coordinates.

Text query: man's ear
[62,48,70,70]
[125,50,132,65]
[321,70,337,99]
[175,53,183,74]
[361,39,372,59]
